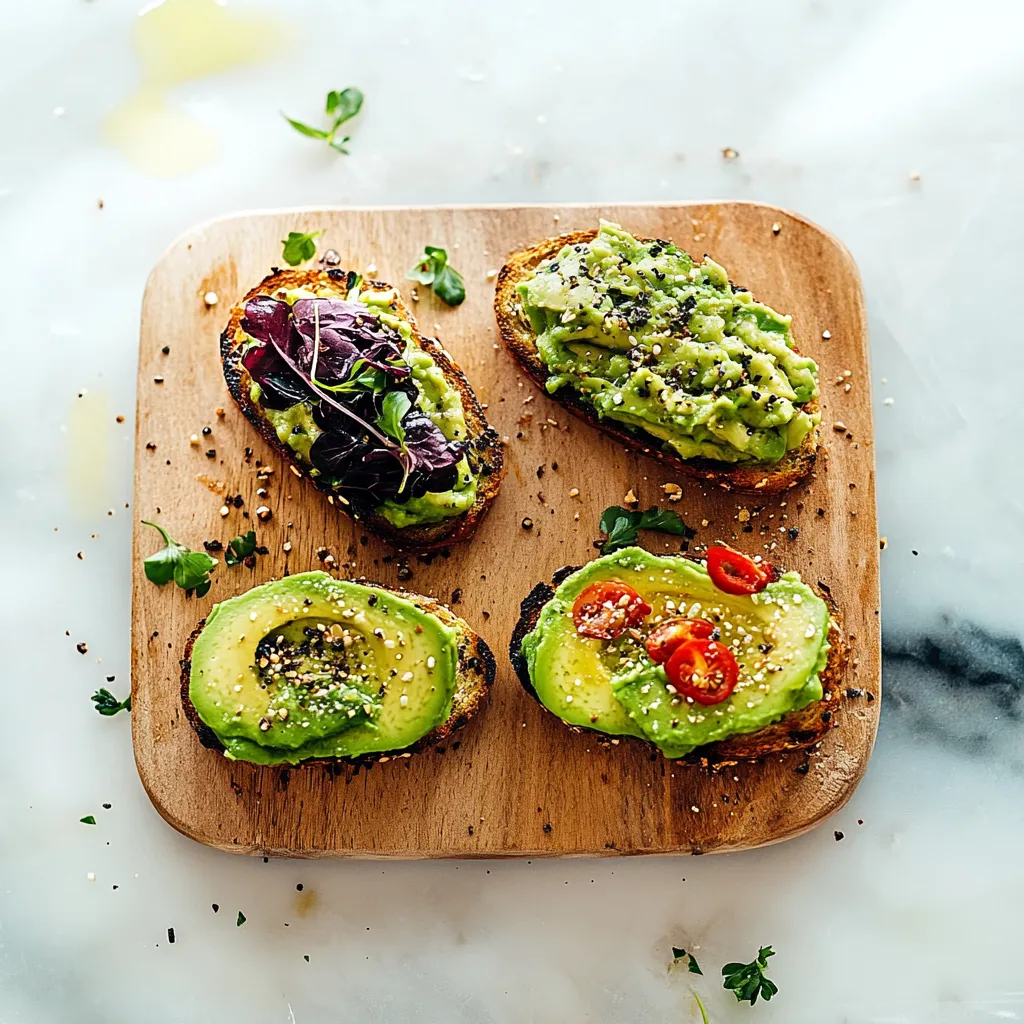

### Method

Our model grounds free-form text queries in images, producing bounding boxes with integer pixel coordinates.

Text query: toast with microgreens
[223,267,503,550]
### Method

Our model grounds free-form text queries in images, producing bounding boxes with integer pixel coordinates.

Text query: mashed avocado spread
[247,284,478,529]
[519,221,820,464]
[519,547,830,758]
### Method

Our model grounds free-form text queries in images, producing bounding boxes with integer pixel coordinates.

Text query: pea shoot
[281,231,321,266]
[283,87,364,154]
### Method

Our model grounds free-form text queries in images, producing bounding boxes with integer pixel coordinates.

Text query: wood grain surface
[131,202,880,858]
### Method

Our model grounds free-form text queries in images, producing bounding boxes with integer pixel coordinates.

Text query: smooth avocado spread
[188,572,458,765]
[519,221,820,464]
[519,547,830,758]
[247,283,478,528]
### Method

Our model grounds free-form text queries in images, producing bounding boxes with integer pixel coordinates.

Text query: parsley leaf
[599,505,687,554]
[224,530,257,567]
[236,911,246,927]
[80,815,96,825]
[722,946,779,1005]
[142,521,217,597]
[284,87,363,154]
[281,230,321,266]
[407,246,466,306]
[672,946,704,975]
[91,688,131,716]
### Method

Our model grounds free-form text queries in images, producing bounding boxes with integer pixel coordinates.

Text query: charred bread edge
[494,229,819,494]
[508,559,849,765]
[223,267,504,551]
[180,581,496,770]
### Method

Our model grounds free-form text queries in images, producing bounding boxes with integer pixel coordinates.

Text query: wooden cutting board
[131,202,879,858]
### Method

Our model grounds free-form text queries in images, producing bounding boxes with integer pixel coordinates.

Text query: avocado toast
[510,547,847,762]
[496,221,820,493]
[181,572,495,767]
[223,267,504,550]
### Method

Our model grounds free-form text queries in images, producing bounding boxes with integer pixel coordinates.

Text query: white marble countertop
[3,0,1023,1021]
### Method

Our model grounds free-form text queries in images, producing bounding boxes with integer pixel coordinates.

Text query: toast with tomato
[509,546,848,763]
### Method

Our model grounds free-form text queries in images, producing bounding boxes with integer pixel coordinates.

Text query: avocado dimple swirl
[251,618,383,744]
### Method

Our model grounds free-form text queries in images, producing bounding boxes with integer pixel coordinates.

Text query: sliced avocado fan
[188,572,458,765]
[519,547,830,758]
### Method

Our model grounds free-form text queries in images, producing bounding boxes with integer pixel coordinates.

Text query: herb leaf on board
[407,246,466,306]
[599,505,687,554]
[281,230,322,266]
[224,530,258,567]
[142,521,217,597]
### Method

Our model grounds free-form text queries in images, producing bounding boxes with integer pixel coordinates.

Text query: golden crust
[508,559,848,764]
[223,267,504,551]
[180,582,495,769]
[494,229,819,494]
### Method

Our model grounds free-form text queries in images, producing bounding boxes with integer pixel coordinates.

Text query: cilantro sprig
[91,688,131,716]
[722,946,778,1005]
[281,230,321,266]
[284,87,364,154]
[599,505,689,554]
[407,246,466,306]
[224,530,257,567]
[142,521,217,597]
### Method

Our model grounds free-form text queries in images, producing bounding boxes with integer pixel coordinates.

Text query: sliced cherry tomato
[571,581,652,640]
[644,617,716,665]
[665,639,739,705]
[706,545,777,596]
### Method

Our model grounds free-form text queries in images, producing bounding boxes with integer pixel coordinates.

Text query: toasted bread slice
[508,561,848,764]
[223,268,504,550]
[495,230,819,493]
[181,581,495,769]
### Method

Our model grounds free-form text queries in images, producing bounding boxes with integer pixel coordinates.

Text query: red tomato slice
[644,617,716,665]
[706,546,777,596]
[571,582,652,640]
[665,639,739,705]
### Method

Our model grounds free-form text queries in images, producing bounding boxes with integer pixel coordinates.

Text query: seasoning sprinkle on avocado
[185,572,489,766]
[518,221,820,465]
[516,547,831,758]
